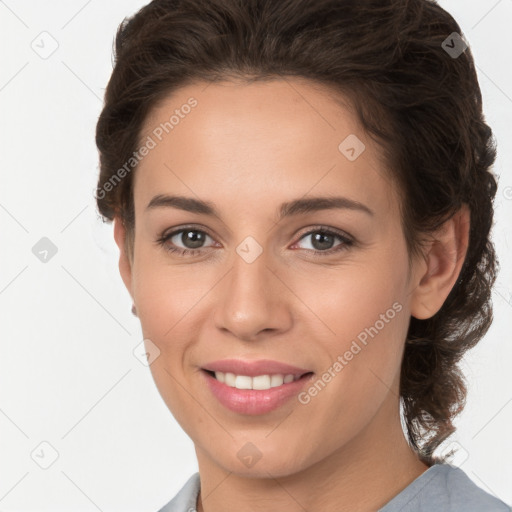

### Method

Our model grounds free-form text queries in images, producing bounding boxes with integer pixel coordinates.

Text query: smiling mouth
[203,369,314,391]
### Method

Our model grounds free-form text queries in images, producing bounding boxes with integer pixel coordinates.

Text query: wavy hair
[95,0,498,465]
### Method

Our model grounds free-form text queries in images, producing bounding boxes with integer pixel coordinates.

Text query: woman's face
[117,78,425,477]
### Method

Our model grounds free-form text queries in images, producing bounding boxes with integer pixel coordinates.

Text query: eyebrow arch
[145,194,374,219]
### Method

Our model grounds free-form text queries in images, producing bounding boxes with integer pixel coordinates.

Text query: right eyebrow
[145,194,374,220]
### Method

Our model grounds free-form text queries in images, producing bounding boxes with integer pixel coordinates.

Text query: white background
[0,1,511,510]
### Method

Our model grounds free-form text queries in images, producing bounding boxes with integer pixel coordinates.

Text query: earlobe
[410,205,470,320]
[113,217,133,297]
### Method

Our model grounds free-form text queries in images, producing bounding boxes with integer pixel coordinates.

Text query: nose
[213,244,293,342]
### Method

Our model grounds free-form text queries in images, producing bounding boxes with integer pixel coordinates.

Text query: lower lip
[201,370,314,415]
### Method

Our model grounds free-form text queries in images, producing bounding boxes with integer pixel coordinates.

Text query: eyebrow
[146,194,375,220]
[145,194,374,219]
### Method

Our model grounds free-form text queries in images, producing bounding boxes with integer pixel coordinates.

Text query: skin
[113,78,469,512]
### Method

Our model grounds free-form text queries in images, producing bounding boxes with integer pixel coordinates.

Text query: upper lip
[202,359,313,378]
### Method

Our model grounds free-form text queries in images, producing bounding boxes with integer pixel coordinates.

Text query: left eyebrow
[145,194,375,220]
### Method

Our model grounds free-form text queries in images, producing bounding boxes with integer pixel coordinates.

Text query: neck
[195,400,430,512]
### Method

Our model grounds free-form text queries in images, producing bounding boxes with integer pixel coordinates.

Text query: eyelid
[159,224,353,242]
[294,225,354,243]
[157,224,217,248]
[156,223,355,256]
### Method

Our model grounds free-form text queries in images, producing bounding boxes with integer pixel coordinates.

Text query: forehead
[134,78,397,217]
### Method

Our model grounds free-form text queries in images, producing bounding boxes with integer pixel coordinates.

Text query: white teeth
[252,375,271,390]
[213,371,299,390]
[283,374,294,384]
[270,374,284,387]
[224,372,236,387]
[235,375,252,389]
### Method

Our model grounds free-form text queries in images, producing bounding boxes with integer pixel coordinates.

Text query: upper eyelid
[162,226,215,243]
[161,225,353,246]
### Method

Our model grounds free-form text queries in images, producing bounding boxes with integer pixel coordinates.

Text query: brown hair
[95,0,498,466]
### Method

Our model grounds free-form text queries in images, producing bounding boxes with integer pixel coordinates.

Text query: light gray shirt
[157,463,511,511]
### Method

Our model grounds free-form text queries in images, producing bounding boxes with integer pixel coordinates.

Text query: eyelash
[155,225,354,258]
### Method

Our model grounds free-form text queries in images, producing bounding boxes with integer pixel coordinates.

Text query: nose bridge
[229,235,273,309]
[214,234,289,339]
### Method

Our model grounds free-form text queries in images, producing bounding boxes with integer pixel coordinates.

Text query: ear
[410,205,470,320]
[113,217,133,299]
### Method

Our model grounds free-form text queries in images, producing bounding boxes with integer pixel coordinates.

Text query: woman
[95,0,510,510]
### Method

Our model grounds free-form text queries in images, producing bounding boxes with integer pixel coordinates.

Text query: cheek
[294,254,409,351]
[132,260,207,426]
[292,248,409,407]
[131,250,222,372]
[134,268,202,345]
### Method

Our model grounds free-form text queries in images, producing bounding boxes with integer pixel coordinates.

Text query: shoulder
[156,472,200,512]
[380,463,511,512]
[153,466,511,512]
